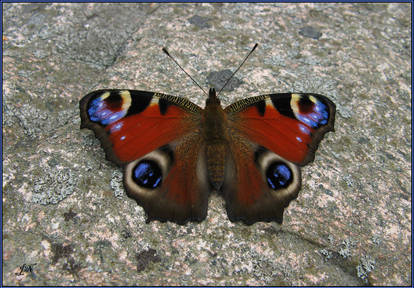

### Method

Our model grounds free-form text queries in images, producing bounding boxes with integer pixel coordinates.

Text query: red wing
[222,93,335,224]
[80,90,209,224]
[225,93,336,165]
[79,89,202,165]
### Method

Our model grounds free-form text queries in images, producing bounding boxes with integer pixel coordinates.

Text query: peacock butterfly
[79,45,336,225]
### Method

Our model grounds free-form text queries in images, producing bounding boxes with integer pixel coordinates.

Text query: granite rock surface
[2,3,411,286]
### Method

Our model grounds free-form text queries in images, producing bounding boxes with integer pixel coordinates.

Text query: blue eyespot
[266,162,293,190]
[88,97,126,125]
[132,160,162,189]
[297,100,329,128]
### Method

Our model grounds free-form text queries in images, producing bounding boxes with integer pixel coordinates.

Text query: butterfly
[80,86,335,225]
[79,44,336,225]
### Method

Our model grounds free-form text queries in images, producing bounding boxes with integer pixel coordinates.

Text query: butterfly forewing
[225,93,336,165]
[80,89,202,165]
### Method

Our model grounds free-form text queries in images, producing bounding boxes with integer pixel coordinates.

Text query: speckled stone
[3,3,411,286]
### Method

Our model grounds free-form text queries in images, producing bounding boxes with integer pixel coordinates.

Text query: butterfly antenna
[217,43,258,97]
[162,47,208,97]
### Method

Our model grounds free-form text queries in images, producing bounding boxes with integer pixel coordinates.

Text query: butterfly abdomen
[206,143,226,190]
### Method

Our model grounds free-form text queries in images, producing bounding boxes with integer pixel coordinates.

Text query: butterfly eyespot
[87,91,132,125]
[266,161,293,190]
[132,160,163,189]
[295,95,330,129]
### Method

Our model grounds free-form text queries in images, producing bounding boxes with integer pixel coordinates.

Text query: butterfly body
[80,87,335,225]
[201,89,230,190]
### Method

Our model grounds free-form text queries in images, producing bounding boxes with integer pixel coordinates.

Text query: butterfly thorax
[202,88,229,190]
[202,88,227,142]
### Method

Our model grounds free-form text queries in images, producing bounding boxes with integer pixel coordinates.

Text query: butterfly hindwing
[124,136,209,224]
[223,141,301,224]
[80,89,209,223]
